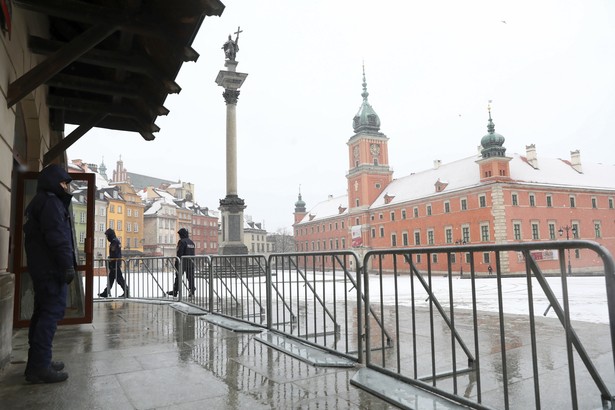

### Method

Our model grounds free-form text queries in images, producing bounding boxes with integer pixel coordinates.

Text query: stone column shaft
[226,102,237,196]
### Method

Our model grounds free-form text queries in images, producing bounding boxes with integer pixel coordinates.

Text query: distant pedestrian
[488,264,493,275]
[98,228,128,297]
[23,164,75,383]
[168,228,196,297]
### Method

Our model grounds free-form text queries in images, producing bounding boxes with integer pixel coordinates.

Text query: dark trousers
[107,260,126,291]
[27,279,67,370]
[173,262,195,292]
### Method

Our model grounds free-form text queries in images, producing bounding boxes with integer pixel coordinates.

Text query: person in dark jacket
[167,228,196,297]
[98,228,128,297]
[23,164,76,383]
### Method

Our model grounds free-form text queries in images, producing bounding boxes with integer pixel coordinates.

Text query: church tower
[476,104,511,181]
[293,188,307,225]
[346,66,393,211]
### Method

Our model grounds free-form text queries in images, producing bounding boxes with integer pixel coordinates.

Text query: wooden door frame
[13,171,95,327]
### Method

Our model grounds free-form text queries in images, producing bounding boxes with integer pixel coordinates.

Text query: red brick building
[293,71,615,274]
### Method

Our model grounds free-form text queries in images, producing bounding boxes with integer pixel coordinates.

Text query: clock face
[353,146,360,159]
[370,143,380,156]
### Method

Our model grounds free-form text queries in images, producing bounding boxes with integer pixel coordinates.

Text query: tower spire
[361,63,369,102]
[353,64,381,133]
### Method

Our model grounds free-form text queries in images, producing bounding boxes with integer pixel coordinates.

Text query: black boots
[25,367,68,383]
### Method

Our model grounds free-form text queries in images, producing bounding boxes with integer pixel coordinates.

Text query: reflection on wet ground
[0,301,395,409]
[1,300,613,409]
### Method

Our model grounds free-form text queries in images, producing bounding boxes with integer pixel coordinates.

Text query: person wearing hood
[98,228,128,297]
[167,228,196,297]
[23,164,76,383]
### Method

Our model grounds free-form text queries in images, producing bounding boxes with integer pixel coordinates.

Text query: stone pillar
[216,60,248,255]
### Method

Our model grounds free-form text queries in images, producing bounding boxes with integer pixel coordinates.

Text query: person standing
[167,228,196,297]
[98,228,128,297]
[23,164,75,383]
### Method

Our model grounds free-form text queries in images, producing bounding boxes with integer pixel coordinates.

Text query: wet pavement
[0,301,395,409]
[1,299,614,409]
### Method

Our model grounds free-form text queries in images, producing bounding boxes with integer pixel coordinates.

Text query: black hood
[37,164,72,205]
[178,228,189,238]
[37,164,72,195]
[105,228,117,240]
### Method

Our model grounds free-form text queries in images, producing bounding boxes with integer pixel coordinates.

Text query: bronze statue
[223,26,242,61]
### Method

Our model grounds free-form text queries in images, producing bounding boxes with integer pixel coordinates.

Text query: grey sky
[67,0,615,232]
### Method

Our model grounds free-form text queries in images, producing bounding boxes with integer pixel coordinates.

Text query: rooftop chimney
[525,144,538,169]
[570,150,582,173]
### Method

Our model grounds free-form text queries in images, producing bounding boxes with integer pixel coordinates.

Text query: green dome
[294,192,306,212]
[480,111,506,158]
[353,67,381,133]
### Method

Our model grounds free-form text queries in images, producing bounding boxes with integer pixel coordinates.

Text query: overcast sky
[67,0,615,233]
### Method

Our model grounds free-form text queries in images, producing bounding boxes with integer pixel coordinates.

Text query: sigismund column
[216,27,248,255]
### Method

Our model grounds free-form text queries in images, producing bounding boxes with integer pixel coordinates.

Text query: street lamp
[455,239,467,276]
[558,225,577,275]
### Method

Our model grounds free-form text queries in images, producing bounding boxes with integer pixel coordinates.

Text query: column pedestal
[218,195,248,255]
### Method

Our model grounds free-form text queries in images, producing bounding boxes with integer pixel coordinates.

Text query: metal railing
[362,240,615,409]
[91,241,615,409]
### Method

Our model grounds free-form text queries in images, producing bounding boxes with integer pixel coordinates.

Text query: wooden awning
[8,0,225,163]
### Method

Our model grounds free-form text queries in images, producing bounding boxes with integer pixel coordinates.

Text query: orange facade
[294,90,614,274]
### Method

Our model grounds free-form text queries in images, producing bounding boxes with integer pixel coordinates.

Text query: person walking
[23,164,75,383]
[98,228,128,297]
[488,264,493,275]
[167,228,196,297]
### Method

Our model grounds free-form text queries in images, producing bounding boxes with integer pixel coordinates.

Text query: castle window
[414,230,421,245]
[609,197,614,209]
[481,224,490,241]
[445,227,452,244]
[390,211,395,221]
[569,196,576,208]
[402,232,409,246]
[529,194,535,207]
[413,207,419,218]
[401,209,407,219]
[426,205,432,216]
[549,222,556,239]
[427,230,434,245]
[371,228,376,238]
[444,201,450,213]
[513,222,521,240]
[380,226,385,238]
[373,158,379,166]
[595,221,602,238]
[512,193,518,206]
[546,195,553,207]
[479,195,486,208]
[391,233,397,247]
[592,197,597,209]
[460,198,467,211]
[531,222,539,240]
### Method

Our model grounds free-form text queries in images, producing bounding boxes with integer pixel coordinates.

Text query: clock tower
[346,66,393,213]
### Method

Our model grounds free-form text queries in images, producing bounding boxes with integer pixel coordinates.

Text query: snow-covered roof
[299,153,615,222]
[298,194,348,224]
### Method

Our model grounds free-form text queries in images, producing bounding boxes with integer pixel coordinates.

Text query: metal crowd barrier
[266,251,369,361]
[92,241,615,409]
[362,240,615,409]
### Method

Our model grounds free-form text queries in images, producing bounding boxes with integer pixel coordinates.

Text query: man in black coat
[99,228,127,297]
[23,164,75,383]
[167,228,196,297]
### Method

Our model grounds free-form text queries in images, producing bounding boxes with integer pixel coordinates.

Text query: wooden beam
[46,74,140,98]
[28,36,181,94]
[7,23,119,108]
[43,112,107,166]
